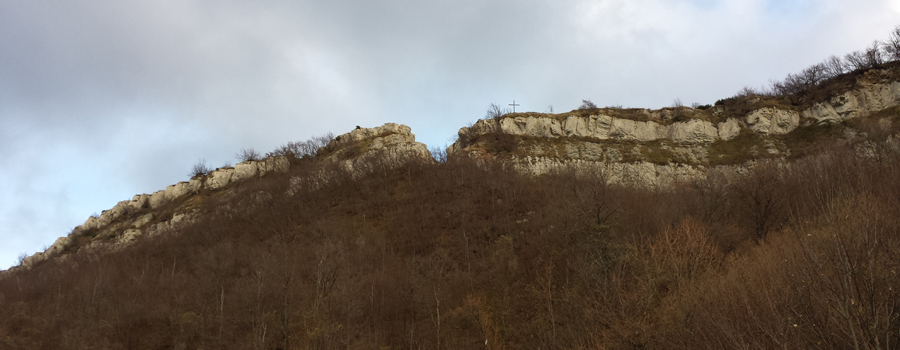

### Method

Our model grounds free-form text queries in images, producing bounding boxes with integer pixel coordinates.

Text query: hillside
[2,63,900,348]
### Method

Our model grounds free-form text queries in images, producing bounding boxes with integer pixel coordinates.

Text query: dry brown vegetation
[2,134,899,349]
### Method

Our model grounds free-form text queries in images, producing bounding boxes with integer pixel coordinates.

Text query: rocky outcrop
[490,114,727,145]
[286,123,432,195]
[452,74,900,160]
[10,67,900,277]
[717,118,742,140]
[322,123,431,172]
[326,123,430,159]
[746,108,800,135]
[8,123,432,274]
[513,156,706,189]
[77,157,289,234]
[13,155,292,272]
[802,81,900,122]
[448,73,900,187]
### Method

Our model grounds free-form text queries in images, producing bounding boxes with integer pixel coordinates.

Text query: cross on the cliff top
[509,100,520,113]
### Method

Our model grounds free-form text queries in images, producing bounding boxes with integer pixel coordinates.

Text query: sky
[2,0,900,269]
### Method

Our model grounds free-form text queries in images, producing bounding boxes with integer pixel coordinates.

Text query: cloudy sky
[2,0,899,269]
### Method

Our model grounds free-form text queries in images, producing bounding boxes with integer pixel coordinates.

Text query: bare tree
[864,40,885,67]
[579,99,598,110]
[799,63,828,87]
[485,103,509,119]
[430,146,447,163]
[190,158,212,178]
[845,50,869,71]
[736,86,760,97]
[823,55,846,77]
[236,148,261,162]
[885,25,900,61]
[267,132,335,160]
[733,162,787,242]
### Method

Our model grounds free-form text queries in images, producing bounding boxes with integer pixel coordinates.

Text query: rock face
[14,155,293,272]
[10,68,900,276]
[8,124,430,274]
[717,118,742,140]
[513,156,706,189]
[802,80,900,122]
[285,123,432,195]
[323,123,431,170]
[746,108,800,135]
[448,72,900,187]
[491,114,728,145]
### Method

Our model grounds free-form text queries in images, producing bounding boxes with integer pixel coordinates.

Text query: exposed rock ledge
[451,80,900,155]
[11,123,429,273]
[802,81,900,122]
[287,123,430,194]
[512,155,707,189]
[323,123,430,167]
[16,156,292,270]
[452,111,796,155]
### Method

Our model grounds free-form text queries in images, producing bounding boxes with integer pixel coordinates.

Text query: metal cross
[509,100,520,113]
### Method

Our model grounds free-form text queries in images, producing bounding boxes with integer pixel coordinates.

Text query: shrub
[732,161,787,241]
[430,146,447,163]
[485,103,509,119]
[267,132,336,162]
[235,148,261,162]
[578,99,598,110]
[189,159,211,178]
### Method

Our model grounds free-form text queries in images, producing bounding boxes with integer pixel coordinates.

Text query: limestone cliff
[8,65,900,273]
[9,123,429,274]
[321,123,431,171]
[448,67,900,187]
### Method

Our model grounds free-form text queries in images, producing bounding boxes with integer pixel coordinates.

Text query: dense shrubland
[1,132,899,349]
